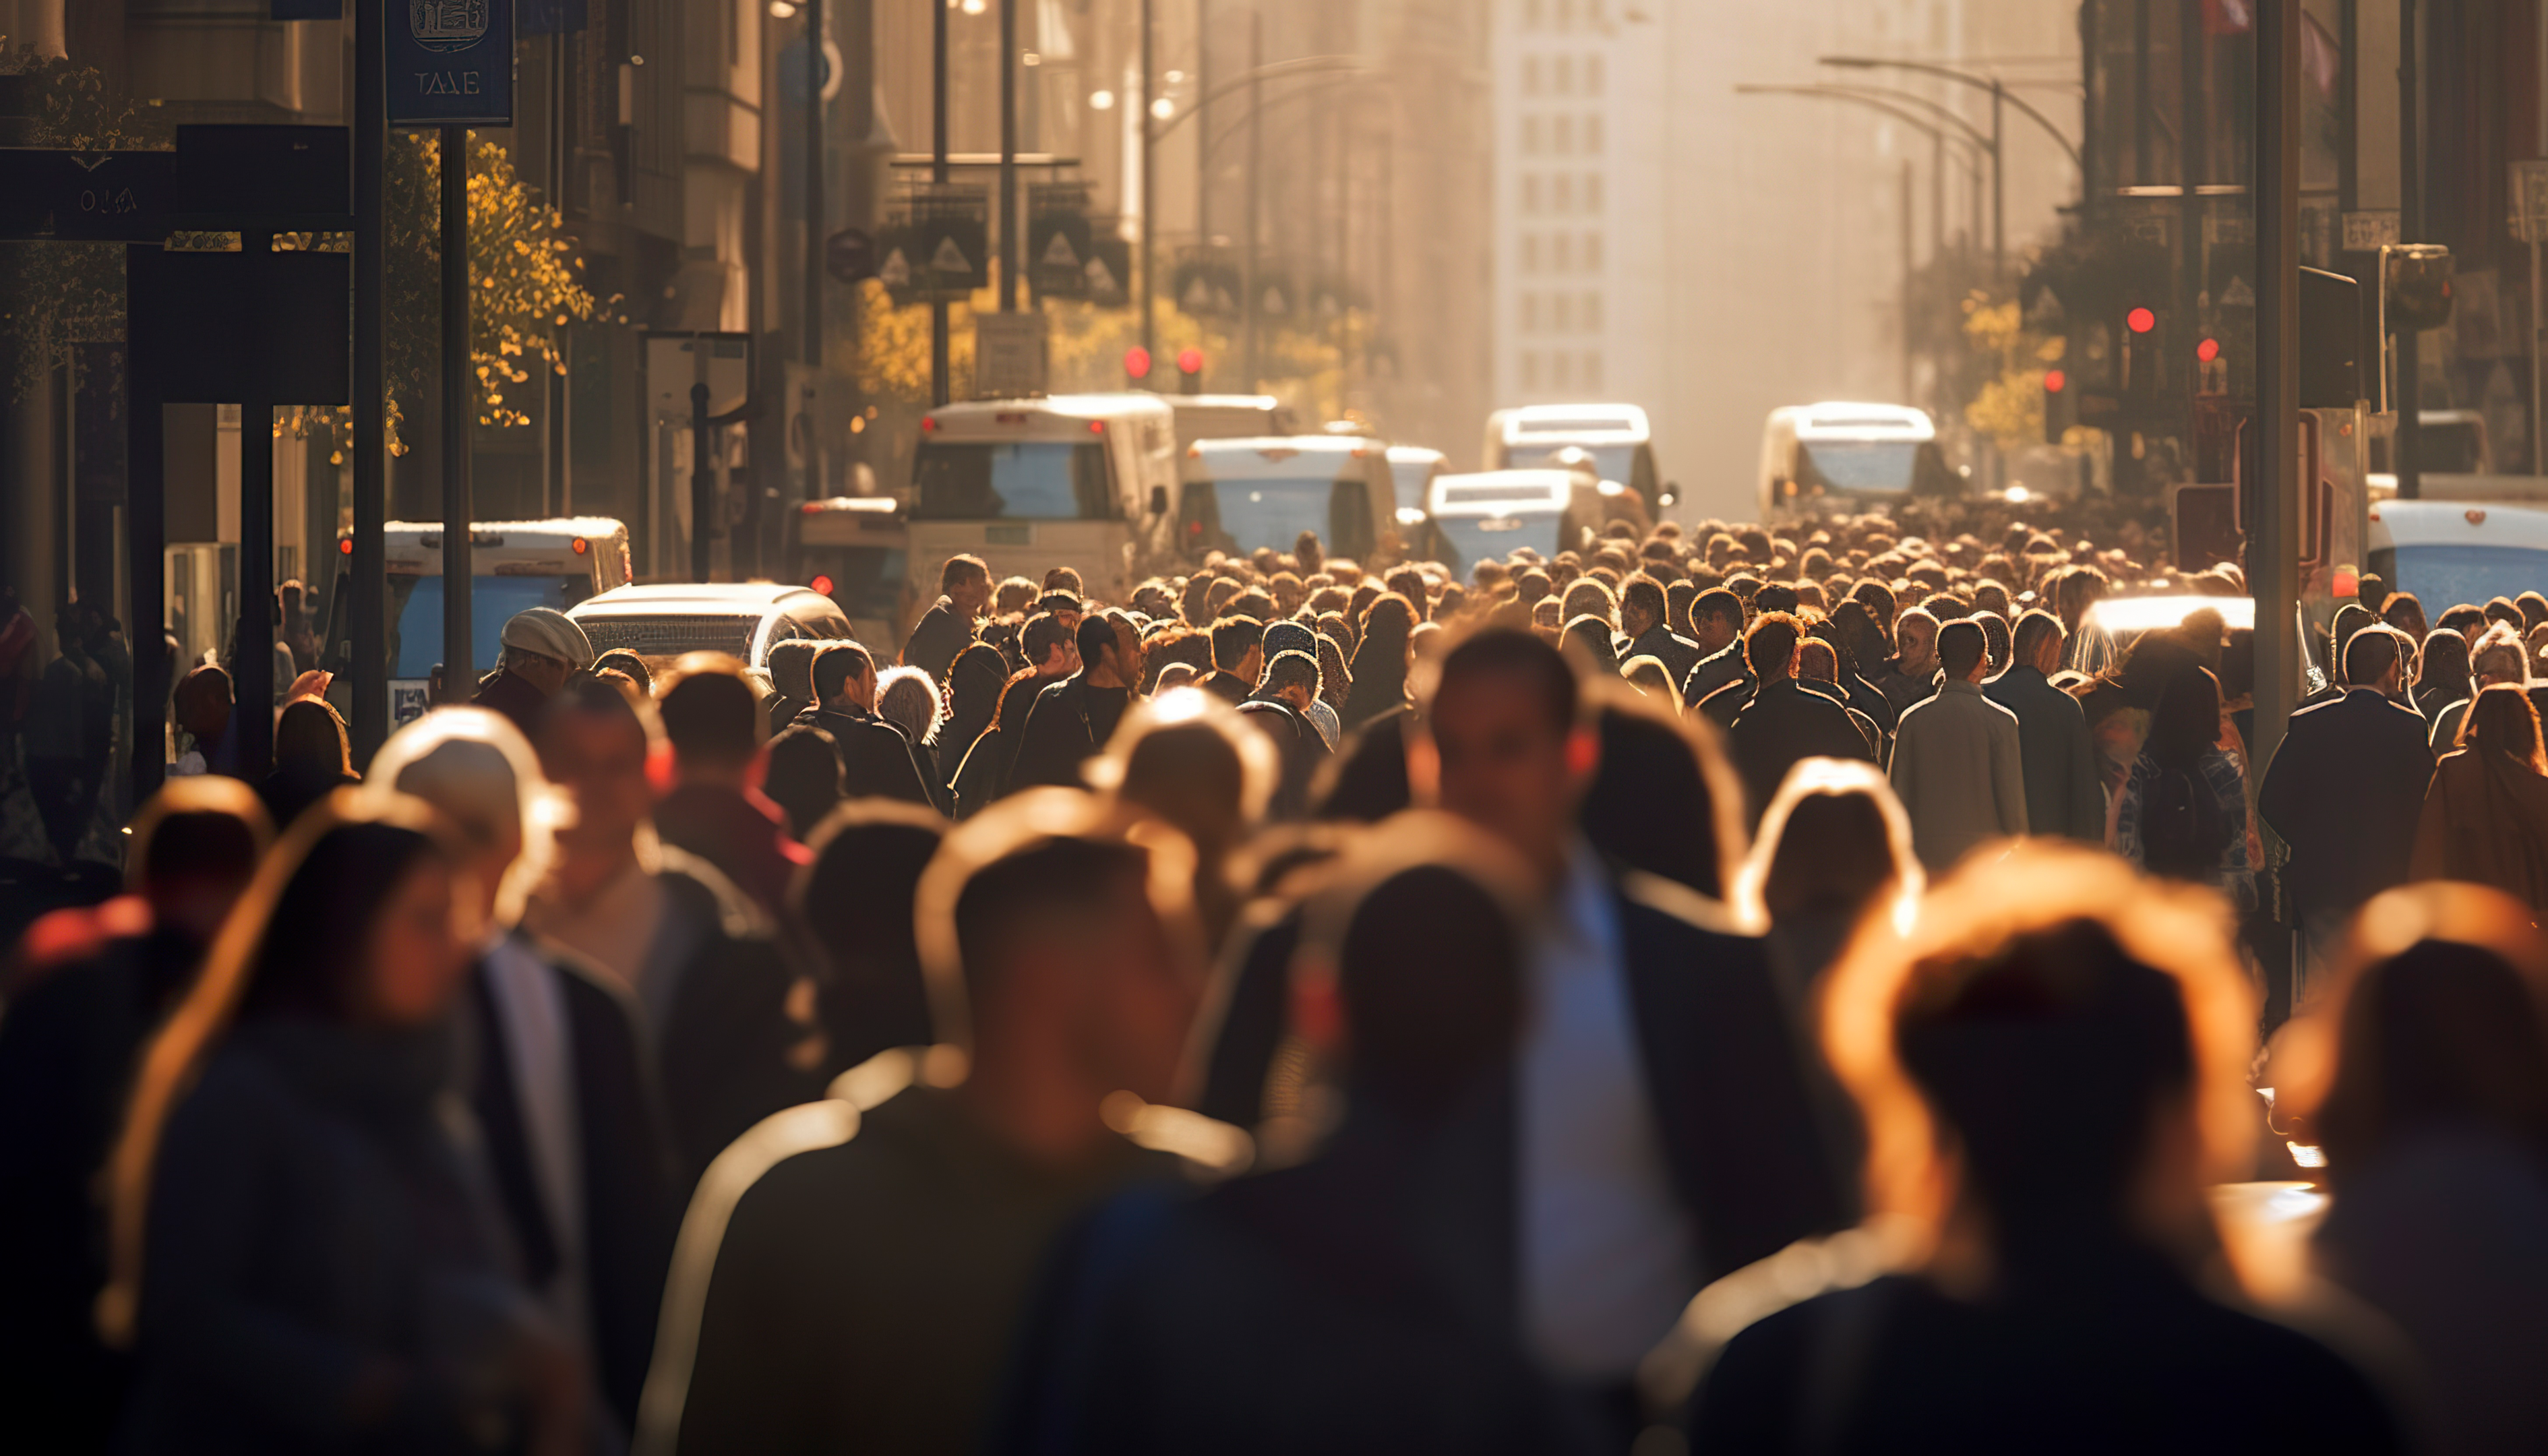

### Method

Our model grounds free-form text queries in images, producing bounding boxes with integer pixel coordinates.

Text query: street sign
[387,0,516,128]
[1083,235,1132,309]
[824,228,876,284]
[644,332,752,419]
[902,185,991,299]
[0,150,178,241]
[2514,162,2548,245]
[974,311,1048,398]
[1027,182,1093,301]
[2342,208,2401,251]
[127,247,352,404]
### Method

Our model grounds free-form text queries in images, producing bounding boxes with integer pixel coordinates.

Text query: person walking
[1201,616,1266,705]
[475,607,595,740]
[2259,628,2435,998]
[903,554,993,684]
[102,799,588,1455]
[1414,628,1848,1445]
[2410,684,2548,909]
[1871,606,1941,716]
[1984,609,2106,842]
[1676,588,1749,708]
[260,696,361,828]
[1687,846,2403,1453]
[375,711,685,1435]
[1620,576,1701,686]
[654,655,810,916]
[2413,627,2473,725]
[788,643,936,807]
[2428,623,2526,754]
[1888,619,2028,871]
[1009,613,1144,792]
[1724,614,1877,825]
[1340,594,1417,734]
[2115,666,2253,907]
[636,794,1207,1456]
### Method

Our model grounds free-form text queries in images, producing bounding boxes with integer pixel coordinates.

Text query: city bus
[2368,498,2548,613]
[1482,403,1665,514]
[1757,401,1962,520]
[907,394,1181,602]
[789,494,913,655]
[326,517,632,727]
[1178,436,1400,566]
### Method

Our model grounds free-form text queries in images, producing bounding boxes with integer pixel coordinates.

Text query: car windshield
[1210,475,1343,554]
[1796,440,1921,492]
[388,574,588,679]
[2391,544,2548,613]
[911,440,1114,520]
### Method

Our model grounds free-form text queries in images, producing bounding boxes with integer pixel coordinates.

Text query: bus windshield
[2386,544,2548,613]
[911,441,1114,520]
[1434,512,1559,576]
[1185,475,1372,557]
[388,574,588,678]
[1797,440,1922,493]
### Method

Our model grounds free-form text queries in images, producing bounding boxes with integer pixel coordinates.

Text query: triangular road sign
[931,235,971,274]
[878,248,911,287]
[1086,258,1119,293]
[1042,231,1081,269]
[2220,274,2256,309]
[1182,276,1213,311]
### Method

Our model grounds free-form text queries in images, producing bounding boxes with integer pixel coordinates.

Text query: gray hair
[875,665,946,744]
[2473,622,2530,686]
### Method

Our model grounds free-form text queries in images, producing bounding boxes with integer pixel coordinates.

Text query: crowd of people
[5,506,2548,1452]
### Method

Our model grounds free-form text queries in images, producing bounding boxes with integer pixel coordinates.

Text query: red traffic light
[2044,369,2067,394]
[2195,336,2220,363]
[810,574,835,597]
[1124,346,1153,380]
[1177,347,1205,375]
[2126,306,2156,334]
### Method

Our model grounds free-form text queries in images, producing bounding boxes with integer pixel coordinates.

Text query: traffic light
[1176,346,1204,395]
[1123,345,1153,382]
[2122,303,2165,403]
[2042,367,2072,444]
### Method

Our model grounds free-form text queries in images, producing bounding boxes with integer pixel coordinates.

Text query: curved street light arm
[1733,84,1991,164]
[1146,55,1374,143]
[1817,55,2083,169]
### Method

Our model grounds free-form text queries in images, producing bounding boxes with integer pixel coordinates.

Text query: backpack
[2142,760,2223,881]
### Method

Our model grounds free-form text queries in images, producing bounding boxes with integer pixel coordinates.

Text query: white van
[1180,437,1400,566]
[328,516,632,727]
[568,581,853,675]
[907,394,1180,601]
[2368,499,2548,611]
[1482,403,1664,514]
[1420,468,1632,576]
[1384,445,1448,513]
[1758,402,1961,519]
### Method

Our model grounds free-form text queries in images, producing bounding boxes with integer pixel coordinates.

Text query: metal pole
[237,235,276,777]
[2181,0,2205,445]
[2255,0,2301,810]
[2532,237,2543,475]
[691,376,714,580]
[1242,9,1261,388]
[2079,0,2098,223]
[545,34,566,516]
[1000,0,1017,312]
[1139,0,1154,357]
[351,0,387,764]
[930,0,950,407]
[2398,0,2421,499]
[1930,127,1943,258]
[440,126,474,697]
[804,0,826,505]
[1902,158,1915,403]
[1196,0,1211,242]
[1990,76,2005,272]
[126,303,165,806]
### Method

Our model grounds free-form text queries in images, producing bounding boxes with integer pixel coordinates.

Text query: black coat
[1010,674,1134,792]
[1725,679,1881,822]
[466,944,683,1429]
[791,702,935,807]
[121,1017,533,1455]
[2257,688,2435,917]
[1194,866,1852,1287]
[1680,641,1749,710]
[1627,625,1704,686]
[1984,665,2106,843]
[901,599,975,683]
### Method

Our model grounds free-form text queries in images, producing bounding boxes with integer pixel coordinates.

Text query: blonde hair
[365,706,558,928]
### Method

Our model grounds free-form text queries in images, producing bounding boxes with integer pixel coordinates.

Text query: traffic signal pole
[2255,0,2303,1006]
[2398,0,2423,500]
[930,0,950,407]
[1139,0,1155,359]
[1001,0,1018,314]
[442,126,474,692]
[351,0,387,766]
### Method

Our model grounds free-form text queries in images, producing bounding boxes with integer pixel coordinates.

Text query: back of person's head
[1354,593,1418,673]
[124,777,274,943]
[2344,621,2402,688]
[2419,627,2472,689]
[2439,602,2488,638]
[1743,758,1918,928]
[2290,883,2548,1174]
[1794,638,1838,684]
[1581,686,1745,899]
[796,801,948,1056]
[1327,854,1527,1120]
[2148,665,2222,768]
[1430,626,1578,735]
[1561,613,1620,674]
[1745,611,1802,679]
[1211,615,1262,671]
[2460,681,2548,770]
[272,698,351,777]
[763,724,843,840]
[1754,582,1800,617]
[2473,622,2530,685]
[1042,566,1084,597]
[1074,611,1119,672]
[764,638,820,704]
[1263,649,1320,699]
[1091,691,1272,855]
[996,576,1038,615]
[1824,845,2253,1263]
[874,665,944,744]
[658,654,762,768]
[2009,607,2065,667]
[1935,619,1989,680]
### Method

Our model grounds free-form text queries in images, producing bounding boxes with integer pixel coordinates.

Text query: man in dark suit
[1677,588,1749,709]
[1415,628,1850,1437]
[791,642,936,807]
[1620,576,1701,686]
[902,553,992,683]
[2258,626,2435,998]
[1200,615,1263,705]
[1008,612,1145,791]
[1984,609,2106,842]
[1724,614,1877,824]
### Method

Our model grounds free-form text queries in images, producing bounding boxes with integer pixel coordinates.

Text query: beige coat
[1889,679,2030,871]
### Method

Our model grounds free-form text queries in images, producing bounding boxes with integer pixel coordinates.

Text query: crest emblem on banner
[411,0,490,51]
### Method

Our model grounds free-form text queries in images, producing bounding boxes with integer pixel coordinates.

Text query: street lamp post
[1141,0,1155,359]
[1819,55,2086,273]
